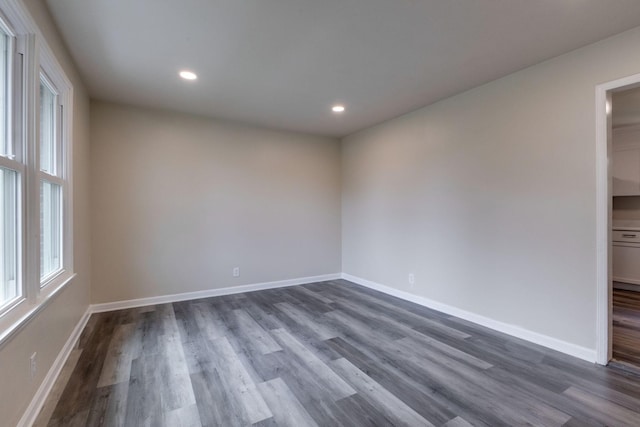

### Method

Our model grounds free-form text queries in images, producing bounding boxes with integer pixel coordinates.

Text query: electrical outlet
[233,267,240,277]
[30,352,37,380]
[408,273,415,286]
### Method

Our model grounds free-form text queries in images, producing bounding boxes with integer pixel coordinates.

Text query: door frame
[595,72,640,365]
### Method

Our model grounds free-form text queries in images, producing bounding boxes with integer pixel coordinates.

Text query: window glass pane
[1,167,18,307]
[0,30,9,158]
[40,80,56,175]
[40,180,61,281]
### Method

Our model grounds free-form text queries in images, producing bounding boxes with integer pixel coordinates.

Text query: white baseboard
[17,307,91,427]
[341,273,597,363]
[90,273,342,313]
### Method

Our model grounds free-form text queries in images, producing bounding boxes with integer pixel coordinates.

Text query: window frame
[38,71,67,287]
[33,22,74,295]
[0,12,24,319]
[0,0,74,345]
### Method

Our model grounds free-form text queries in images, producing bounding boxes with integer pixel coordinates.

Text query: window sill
[0,272,76,349]
[41,268,68,290]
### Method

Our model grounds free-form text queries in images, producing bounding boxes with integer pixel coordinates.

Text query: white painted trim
[16,306,91,427]
[90,273,342,313]
[0,273,75,349]
[595,72,640,366]
[595,81,611,366]
[342,273,597,363]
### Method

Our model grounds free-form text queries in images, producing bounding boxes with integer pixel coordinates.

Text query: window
[0,22,20,313]
[0,167,19,309]
[39,77,63,283]
[0,2,74,338]
[0,27,11,157]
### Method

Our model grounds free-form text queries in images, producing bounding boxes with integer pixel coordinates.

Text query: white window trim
[38,57,73,290]
[0,6,27,321]
[0,0,75,348]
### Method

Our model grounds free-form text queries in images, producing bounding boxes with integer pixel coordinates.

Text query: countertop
[613,220,640,231]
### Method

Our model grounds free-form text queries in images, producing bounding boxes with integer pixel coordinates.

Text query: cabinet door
[613,244,640,285]
[612,148,640,196]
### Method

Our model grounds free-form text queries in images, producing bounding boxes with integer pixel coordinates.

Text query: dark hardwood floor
[613,288,640,368]
[35,280,640,426]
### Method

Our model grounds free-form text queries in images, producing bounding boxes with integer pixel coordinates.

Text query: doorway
[596,73,640,366]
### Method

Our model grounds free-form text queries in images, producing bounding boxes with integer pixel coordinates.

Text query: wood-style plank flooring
[613,288,640,368]
[36,280,640,426]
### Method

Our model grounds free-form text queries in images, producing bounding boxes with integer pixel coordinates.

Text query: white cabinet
[613,242,640,285]
[612,225,640,285]
[612,127,640,196]
[612,148,640,196]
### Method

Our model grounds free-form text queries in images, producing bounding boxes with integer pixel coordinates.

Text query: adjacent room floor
[613,288,640,368]
[36,280,640,426]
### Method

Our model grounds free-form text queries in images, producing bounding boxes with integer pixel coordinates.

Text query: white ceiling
[46,0,640,137]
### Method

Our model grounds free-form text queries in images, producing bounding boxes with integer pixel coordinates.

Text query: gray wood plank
[190,368,246,427]
[563,386,640,426]
[324,281,470,339]
[329,357,435,427]
[389,336,572,426]
[124,354,161,426]
[296,285,335,304]
[158,327,197,410]
[163,404,203,427]
[85,382,129,427]
[333,393,400,427]
[191,302,227,340]
[257,378,319,427]
[48,311,121,425]
[232,308,282,354]
[274,302,339,341]
[33,349,82,427]
[333,292,471,341]
[270,328,356,400]
[443,416,474,427]
[395,335,492,370]
[97,323,138,387]
[325,336,458,425]
[208,336,273,424]
[484,365,630,426]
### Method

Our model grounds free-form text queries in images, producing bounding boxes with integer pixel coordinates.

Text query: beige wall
[0,1,91,426]
[90,102,341,303]
[342,26,640,352]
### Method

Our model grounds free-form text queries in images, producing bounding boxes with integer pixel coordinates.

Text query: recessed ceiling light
[332,105,345,113]
[179,70,197,80]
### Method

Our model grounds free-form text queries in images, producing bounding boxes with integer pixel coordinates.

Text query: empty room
[4,0,640,425]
